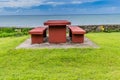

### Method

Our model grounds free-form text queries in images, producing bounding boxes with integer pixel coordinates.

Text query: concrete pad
[16,37,99,49]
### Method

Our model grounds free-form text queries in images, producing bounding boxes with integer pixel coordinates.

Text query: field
[0,32,120,80]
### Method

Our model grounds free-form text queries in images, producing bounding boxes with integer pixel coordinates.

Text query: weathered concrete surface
[16,37,99,49]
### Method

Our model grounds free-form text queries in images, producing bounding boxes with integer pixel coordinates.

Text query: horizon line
[0,13,120,16]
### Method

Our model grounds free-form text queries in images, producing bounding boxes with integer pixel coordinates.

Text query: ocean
[0,14,120,27]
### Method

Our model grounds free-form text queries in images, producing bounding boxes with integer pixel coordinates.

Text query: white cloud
[44,0,100,5]
[71,0,100,4]
[0,0,46,8]
[0,0,100,8]
[44,1,66,6]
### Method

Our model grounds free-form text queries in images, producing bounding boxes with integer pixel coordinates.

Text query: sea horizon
[0,14,120,27]
[1,13,120,16]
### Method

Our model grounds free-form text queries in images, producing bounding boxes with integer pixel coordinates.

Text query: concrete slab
[16,37,99,49]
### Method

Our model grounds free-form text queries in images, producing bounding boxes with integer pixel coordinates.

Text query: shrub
[0,27,32,37]
[0,27,14,33]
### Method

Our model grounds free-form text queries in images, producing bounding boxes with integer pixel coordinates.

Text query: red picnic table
[44,20,71,43]
[29,20,86,44]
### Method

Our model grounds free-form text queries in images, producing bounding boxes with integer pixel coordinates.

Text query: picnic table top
[44,20,71,26]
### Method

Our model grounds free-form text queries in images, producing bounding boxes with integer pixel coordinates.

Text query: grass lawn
[0,33,120,80]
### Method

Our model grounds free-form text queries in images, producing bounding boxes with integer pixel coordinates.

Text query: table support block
[72,34,84,43]
[48,26,66,43]
[31,35,43,44]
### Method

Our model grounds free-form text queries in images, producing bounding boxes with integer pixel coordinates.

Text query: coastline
[1,24,120,27]
[0,24,120,32]
[79,24,120,32]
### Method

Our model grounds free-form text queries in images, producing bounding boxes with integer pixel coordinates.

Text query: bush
[0,27,14,33]
[0,27,32,37]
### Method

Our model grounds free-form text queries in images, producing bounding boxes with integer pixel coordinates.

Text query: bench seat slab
[68,26,86,43]
[29,27,47,44]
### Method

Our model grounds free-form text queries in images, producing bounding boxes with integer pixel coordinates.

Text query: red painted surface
[29,27,46,34]
[44,20,71,26]
[72,34,84,43]
[48,25,66,43]
[68,26,86,34]
[30,35,43,44]
[68,26,86,43]
[44,20,71,43]
[29,27,47,44]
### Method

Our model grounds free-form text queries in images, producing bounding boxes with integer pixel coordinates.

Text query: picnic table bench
[68,26,86,43]
[29,27,47,44]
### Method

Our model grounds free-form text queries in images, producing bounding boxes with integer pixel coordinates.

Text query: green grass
[0,33,120,80]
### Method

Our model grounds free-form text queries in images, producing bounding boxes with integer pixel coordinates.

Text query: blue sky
[0,0,120,15]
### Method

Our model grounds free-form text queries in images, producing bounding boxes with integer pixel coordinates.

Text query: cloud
[0,0,45,8]
[44,0,100,6]
[0,0,100,8]
[71,0,100,4]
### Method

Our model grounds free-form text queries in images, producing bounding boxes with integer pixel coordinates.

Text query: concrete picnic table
[29,20,86,44]
[44,20,71,43]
